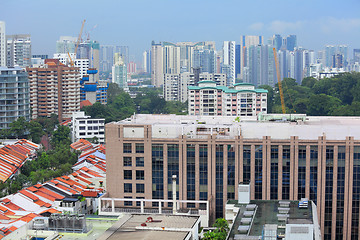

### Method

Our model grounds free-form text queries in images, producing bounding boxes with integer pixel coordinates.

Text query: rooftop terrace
[113,114,360,140]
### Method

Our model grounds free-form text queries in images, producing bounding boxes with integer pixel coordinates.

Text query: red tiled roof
[81,190,98,197]
[40,208,60,215]
[80,100,92,108]
[19,213,40,223]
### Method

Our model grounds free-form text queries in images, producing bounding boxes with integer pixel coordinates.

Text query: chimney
[172,175,177,214]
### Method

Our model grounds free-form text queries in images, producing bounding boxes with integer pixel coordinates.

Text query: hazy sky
[2,0,360,63]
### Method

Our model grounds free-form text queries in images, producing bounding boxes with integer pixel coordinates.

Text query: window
[124,196,132,206]
[136,184,145,193]
[136,170,144,180]
[136,197,144,206]
[124,170,132,180]
[123,143,132,153]
[79,126,85,130]
[123,157,132,167]
[124,183,132,193]
[136,143,144,153]
[136,157,144,167]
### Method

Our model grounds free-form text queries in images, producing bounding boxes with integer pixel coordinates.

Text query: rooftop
[100,214,198,240]
[112,114,360,140]
[228,200,314,239]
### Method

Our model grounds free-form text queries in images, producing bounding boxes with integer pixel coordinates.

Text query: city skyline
[2,0,360,63]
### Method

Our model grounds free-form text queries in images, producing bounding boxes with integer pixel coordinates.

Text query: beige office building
[106,114,360,240]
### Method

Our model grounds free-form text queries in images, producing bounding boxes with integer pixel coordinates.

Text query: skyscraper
[112,53,127,89]
[244,44,275,86]
[354,49,360,63]
[338,45,348,67]
[325,45,336,68]
[0,21,5,66]
[56,36,77,54]
[6,34,31,68]
[99,45,129,73]
[239,36,264,79]
[235,44,241,79]
[151,42,163,87]
[285,35,297,51]
[222,41,235,85]
[271,34,283,51]
[143,50,151,73]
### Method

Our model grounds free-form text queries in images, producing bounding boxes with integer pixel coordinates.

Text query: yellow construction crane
[273,47,286,114]
[68,19,86,67]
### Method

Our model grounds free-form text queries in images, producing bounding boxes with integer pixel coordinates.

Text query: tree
[51,125,71,148]
[203,218,229,240]
[301,77,317,89]
[9,117,28,138]
[213,218,229,233]
[307,94,341,116]
[28,121,44,143]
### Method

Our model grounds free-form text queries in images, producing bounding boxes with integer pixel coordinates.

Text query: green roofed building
[188,81,267,116]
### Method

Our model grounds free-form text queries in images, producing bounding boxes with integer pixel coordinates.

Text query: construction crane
[68,19,86,67]
[273,47,286,114]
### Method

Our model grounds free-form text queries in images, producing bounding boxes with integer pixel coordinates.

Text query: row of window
[124,156,144,167]
[124,170,144,180]
[123,143,144,153]
[124,183,144,193]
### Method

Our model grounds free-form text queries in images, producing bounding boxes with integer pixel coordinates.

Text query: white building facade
[188,81,267,116]
[71,112,105,144]
[0,22,5,66]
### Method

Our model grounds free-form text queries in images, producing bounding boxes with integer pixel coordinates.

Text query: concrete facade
[6,34,31,68]
[106,114,360,239]
[188,81,267,116]
[0,22,5,67]
[0,67,30,129]
[71,111,105,144]
[27,59,81,121]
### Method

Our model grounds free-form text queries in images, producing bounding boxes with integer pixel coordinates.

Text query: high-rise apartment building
[151,41,217,87]
[27,59,80,121]
[151,42,164,87]
[53,53,90,78]
[325,45,336,68]
[106,114,360,239]
[243,44,276,86]
[77,40,100,81]
[222,41,236,86]
[127,61,137,74]
[338,45,348,67]
[100,45,129,72]
[0,22,5,66]
[192,48,216,74]
[112,53,127,89]
[188,81,267,116]
[239,36,263,79]
[143,50,151,73]
[271,34,283,51]
[56,36,77,54]
[0,67,30,129]
[285,35,297,51]
[235,44,241,79]
[163,72,226,102]
[354,49,360,63]
[6,34,31,68]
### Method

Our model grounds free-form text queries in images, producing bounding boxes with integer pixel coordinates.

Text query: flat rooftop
[228,200,313,239]
[100,214,198,240]
[111,114,360,140]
